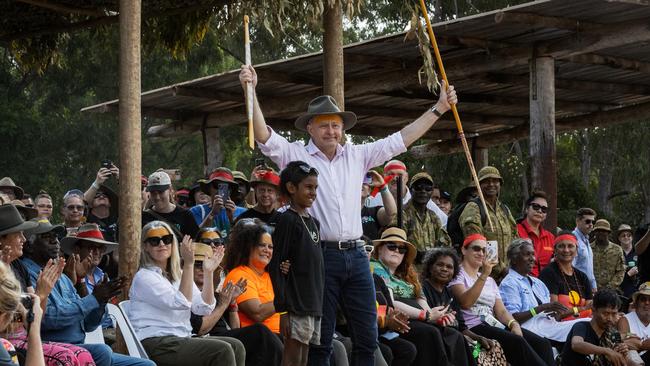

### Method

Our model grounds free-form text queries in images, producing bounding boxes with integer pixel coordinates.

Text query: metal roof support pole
[116,0,141,354]
[529,55,557,231]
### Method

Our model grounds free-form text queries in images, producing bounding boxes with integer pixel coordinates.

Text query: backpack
[447,197,512,250]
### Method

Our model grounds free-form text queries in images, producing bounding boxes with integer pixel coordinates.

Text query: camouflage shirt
[458,200,518,279]
[397,202,451,252]
[591,241,626,291]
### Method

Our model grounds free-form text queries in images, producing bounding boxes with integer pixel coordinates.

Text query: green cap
[477,166,503,183]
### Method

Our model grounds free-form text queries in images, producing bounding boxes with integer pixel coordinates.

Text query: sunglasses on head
[145,234,174,247]
[298,164,319,176]
[530,203,548,214]
[468,245,486,253]
[200,238,224,246]
[385,243,407,254]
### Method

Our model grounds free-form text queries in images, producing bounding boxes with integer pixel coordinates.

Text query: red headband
[384,162,406,173]
[554,234,577,245]
[76,229,105,241]
[463,234,487,247]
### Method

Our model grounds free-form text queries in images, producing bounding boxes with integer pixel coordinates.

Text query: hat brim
[26,223,66,237]
[294,111,357,132]
[15,206,38,221]
[96,185,119,207]
[199,179,238,195]
[0,220,38,236]
[372,238,417,266]
[146,184,171,192]
[479,174,503,183]
[60,236,118,255]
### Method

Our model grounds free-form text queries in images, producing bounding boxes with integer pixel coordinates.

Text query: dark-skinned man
[398,172,450,264]
[458,166,517,282]
[591,219,626,291]
[22,223,152,366]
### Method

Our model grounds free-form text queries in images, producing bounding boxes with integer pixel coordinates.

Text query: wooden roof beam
[410,101,650,157]
[172,86,242,103]
[494,11,603,33]
[15,0,109,16]
[567,53,650,74]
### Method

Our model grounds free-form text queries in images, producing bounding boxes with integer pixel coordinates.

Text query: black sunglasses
[200,238,224,246]
[530,203,548,214]
[385,243,407,254]
[412,184,433,193]
[298,164,319,176]
[145,234,174,247]
[469,245,486,253]
[583,219,595,225]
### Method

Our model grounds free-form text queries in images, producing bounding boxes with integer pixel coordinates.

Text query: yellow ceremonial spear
[418,0,494,231]
[244,15,254,149]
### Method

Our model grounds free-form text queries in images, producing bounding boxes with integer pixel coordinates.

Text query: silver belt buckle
[338,241,346,250]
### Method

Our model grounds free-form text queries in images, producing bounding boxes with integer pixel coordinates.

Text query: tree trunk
[203,126,223,175]
[117,0,141,355]
[596,142,614,216]
[323,1,344,109]
[579,130,591,187]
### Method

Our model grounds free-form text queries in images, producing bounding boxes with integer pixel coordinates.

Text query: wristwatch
[430,105,443,117]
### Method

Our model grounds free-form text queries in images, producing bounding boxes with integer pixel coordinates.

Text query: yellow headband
[200,230,221,240]
[145,227,171,239]
[311,114,343,125]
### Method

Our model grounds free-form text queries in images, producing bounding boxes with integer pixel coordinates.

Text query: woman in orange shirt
[223,219,280,333]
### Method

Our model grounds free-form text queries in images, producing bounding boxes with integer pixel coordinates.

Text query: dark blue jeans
[308,246,378,366]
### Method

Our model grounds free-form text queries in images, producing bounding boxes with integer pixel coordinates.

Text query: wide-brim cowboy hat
[0,177,24,200]
[24,218,66,238]
[0,204,38,236]
[372,227,417,266]
[294,95,357,132]
[10,200,38,221]
[60,223,118,255]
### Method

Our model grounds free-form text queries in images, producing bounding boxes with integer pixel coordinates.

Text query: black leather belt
[322,239,365,250]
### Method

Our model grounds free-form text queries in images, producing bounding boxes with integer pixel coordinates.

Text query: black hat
[0,204,38,236]
[24,218,66,237]
[294,95,357,131]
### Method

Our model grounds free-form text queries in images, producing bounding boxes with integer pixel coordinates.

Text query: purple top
[448,266,501,329]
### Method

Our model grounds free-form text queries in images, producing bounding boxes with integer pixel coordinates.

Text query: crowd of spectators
[1,64,650,366]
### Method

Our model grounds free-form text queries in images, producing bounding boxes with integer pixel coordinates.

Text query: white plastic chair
[106,301,149,359]
[84,325,105,344]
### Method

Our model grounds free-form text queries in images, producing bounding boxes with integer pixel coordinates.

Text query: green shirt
[397,202,451,252]
[370,259,416,299]
[458,200,518,278]
[591,241,626,291]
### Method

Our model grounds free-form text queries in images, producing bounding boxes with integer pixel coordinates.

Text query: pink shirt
[258,128,407,241]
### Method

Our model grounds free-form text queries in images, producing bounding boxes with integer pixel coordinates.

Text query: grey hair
[507,238,534,263]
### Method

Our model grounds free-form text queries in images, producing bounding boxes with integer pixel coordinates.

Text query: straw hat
[372,227,417,266]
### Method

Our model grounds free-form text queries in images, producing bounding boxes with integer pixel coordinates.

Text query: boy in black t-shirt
[561,289,628,366]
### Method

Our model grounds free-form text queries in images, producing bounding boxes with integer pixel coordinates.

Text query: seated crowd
[2,158,650,366]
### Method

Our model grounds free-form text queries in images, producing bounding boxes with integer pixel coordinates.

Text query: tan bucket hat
[372,227,417,266]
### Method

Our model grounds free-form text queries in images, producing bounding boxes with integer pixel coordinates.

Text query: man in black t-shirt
[561,289,628,366]
[142,170,199,240]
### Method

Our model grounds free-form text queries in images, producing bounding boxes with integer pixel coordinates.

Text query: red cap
[252,171,281,187]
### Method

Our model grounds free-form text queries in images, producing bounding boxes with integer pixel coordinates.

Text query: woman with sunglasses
[129,221,245,366]
[421,248,507,365]
[370,227,471,366]
[517,191,555,277]
[223,219,280,335]
[60,190,85,236]
[449,234,555,366]
[539,231,593,321]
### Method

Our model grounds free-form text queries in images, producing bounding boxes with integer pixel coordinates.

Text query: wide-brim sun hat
[372,227,417,266]
[294,95,357,132]
[0,177,24,200]
[24,218,66,238]
[0,204,38,236]
[60,223,118,255]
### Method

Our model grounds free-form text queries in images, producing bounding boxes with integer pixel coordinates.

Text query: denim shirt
[499,268,551,315]
[190,204,246,238]
[21,258,103,344]
[572,228,597,290]
[84,266,113,329]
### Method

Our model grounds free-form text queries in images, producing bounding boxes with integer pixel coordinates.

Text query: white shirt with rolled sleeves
[128,266,215,340]
[258,127,407,241]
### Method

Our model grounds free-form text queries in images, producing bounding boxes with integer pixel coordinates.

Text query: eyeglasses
[530,203,548,214]
[298,163,319,176]
[385,243,407,254]
[145,234,174,247]
[583,219,595,225]
[468,245,486,253]
[411,185,433,193]
[65,205,84,211]
[200,238,224,246]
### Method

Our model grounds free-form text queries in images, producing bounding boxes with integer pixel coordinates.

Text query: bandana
[145,227,171,239]
[463,234,487,247]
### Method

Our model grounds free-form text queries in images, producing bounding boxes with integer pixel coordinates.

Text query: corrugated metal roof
[83,0,650,146]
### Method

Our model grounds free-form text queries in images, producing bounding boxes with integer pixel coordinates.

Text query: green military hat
[409,172,434,187]
[477,166,503,184]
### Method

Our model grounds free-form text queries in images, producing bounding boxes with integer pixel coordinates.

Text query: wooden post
[473,147,489,169]
[203,126,223,174]
[323,1,344,109]
[529,56,557,231]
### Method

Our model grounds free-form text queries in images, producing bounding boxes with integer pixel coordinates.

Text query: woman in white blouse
[128,220,245,366]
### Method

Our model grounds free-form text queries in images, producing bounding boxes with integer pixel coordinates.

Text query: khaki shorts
[289,313,321,345]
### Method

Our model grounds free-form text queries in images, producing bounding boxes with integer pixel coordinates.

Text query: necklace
[299,213,320,244]
[559,265,584,305]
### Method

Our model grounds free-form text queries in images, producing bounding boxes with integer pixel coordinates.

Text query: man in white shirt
[621,282,650,363]
[239,65,457,366]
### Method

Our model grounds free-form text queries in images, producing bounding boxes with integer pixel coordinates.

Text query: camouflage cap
[477,166,503,184]
[593,219,611,233]
[409,172,434,187]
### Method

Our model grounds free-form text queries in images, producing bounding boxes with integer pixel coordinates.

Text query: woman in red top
[517,191,555,277]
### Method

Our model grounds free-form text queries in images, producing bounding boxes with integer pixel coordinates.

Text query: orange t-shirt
[224,265,280,333]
